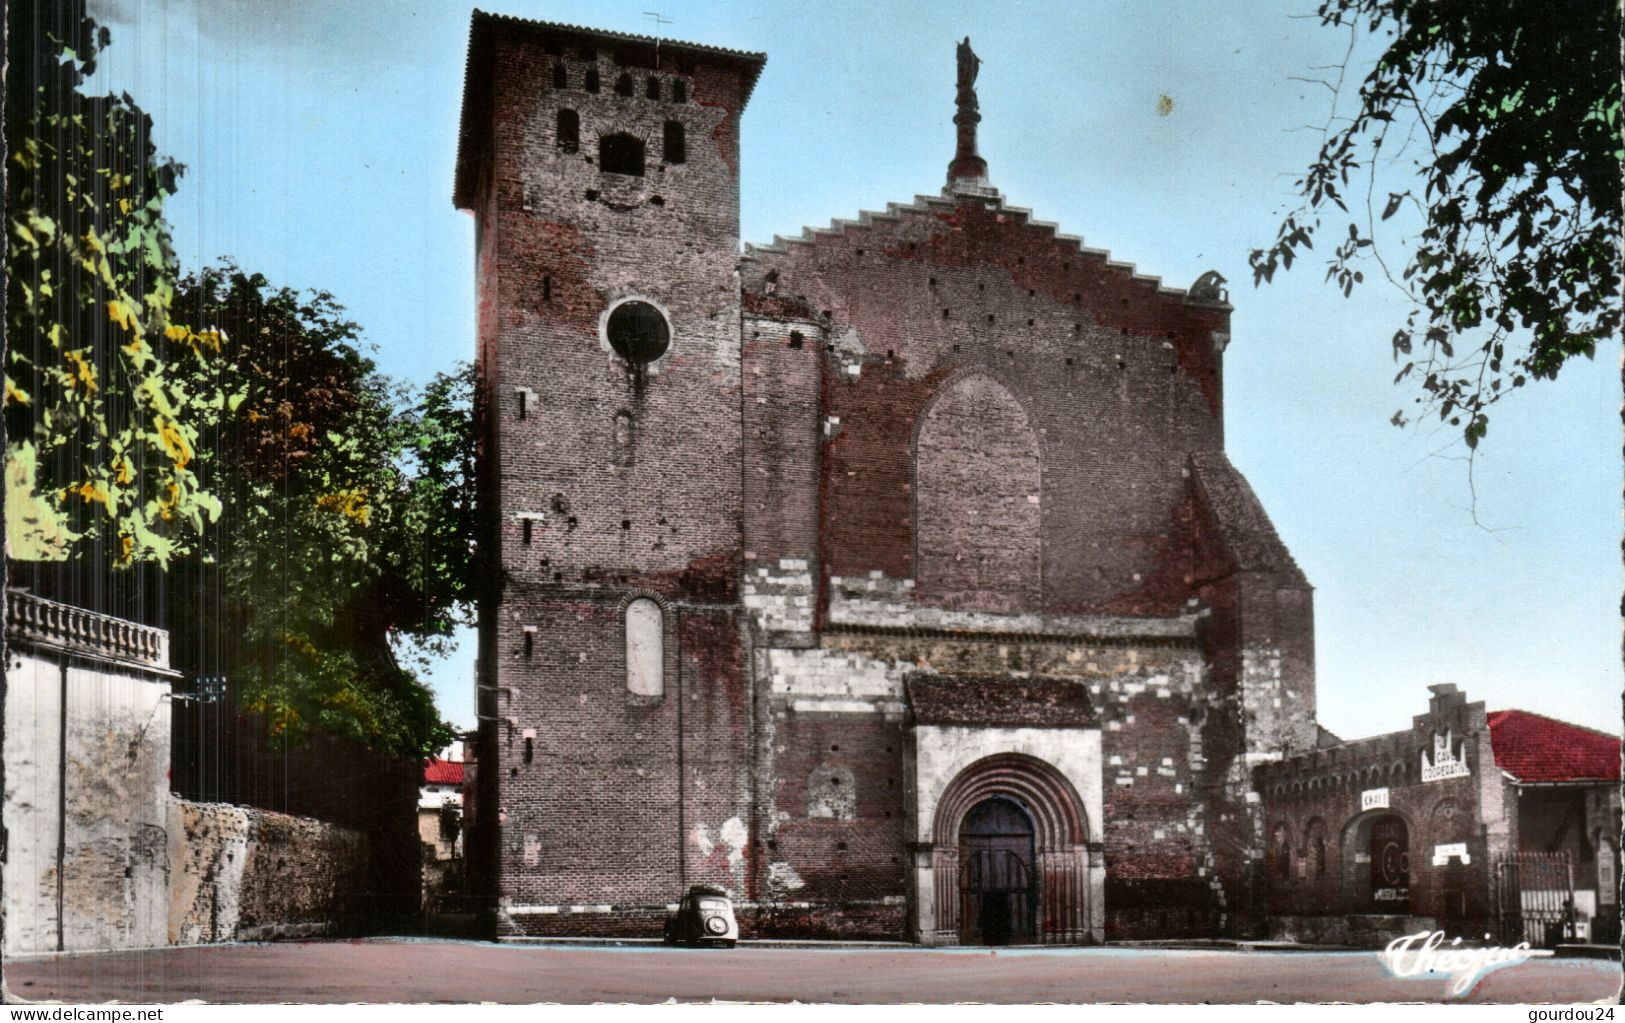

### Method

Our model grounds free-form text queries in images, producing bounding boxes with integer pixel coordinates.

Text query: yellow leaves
[288,421,313,440]
[116,534,135,565]
[158,482,181,521]
[106,298,140,336]
[64,349,97,393]
[158,419,193,469]
[283,631,320,658]
[315,488,371,526]
[73,481,111,510]
[162,322,224,355]
[113,458,134,485]
[5,377,31,406]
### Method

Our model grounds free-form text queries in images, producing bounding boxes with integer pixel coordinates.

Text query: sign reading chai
[1421,729,1471,782]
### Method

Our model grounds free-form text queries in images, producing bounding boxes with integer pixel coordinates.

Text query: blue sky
[86,0,1620,740]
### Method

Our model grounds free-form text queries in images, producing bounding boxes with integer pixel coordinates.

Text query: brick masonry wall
[1255,686,1495,938]
[464,18,1317,942]
[471,25,757,930]
[167,798,369,944]
[745,194,1232,611]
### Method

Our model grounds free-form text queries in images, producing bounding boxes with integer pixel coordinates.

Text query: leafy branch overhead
[1250,0,1622,447]
[5,0,227,563]
[163,267,475,756]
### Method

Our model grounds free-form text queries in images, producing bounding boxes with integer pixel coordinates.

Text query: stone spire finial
[947,37,990,191]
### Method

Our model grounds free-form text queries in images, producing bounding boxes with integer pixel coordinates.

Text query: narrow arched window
[615,72,634,97]
[552,63,567,88]
[625,598,663,697]
[556,109,579,153]
[646,76,661,100]
[672,80,687,103]
[663,121,685,165]
[599,133,645,177]
[584,68,600,93]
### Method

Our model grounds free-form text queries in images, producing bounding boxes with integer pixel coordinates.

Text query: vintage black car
[662,884,738,948]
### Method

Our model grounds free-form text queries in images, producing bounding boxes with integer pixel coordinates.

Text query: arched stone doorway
[1342,811,1413,914]
[925,752,1098,945]
[958,797,1037,945]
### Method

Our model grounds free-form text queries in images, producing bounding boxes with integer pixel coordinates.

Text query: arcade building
[452,11,1618,945]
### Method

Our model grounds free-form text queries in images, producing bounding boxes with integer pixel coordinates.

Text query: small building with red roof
[1256,684,1620,948]
[420,745,468,911]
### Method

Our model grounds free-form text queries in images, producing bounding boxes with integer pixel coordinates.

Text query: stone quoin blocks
[456,11,1316,942]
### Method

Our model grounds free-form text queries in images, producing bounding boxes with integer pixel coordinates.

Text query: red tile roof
[1486,710,1620,783]
[424,758,465,786]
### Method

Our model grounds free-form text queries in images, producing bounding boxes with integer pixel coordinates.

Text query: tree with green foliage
[5,0,224,564]
[1249,0,1621,448]
[164,266,474,756]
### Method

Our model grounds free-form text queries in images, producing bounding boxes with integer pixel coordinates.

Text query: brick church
[454,11,1318,943]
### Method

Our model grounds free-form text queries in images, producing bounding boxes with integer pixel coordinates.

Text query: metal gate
[1493,852,1575,947]
[960,847,1036,946]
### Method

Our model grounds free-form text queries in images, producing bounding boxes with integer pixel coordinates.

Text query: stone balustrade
[5,589,169,669]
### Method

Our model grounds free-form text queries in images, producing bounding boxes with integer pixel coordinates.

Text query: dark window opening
[646,77,661,100]
[552,63,567,88]
[672,79,687,103]
[584,67,600,93]
[614,72,634,97]
[517,390,528,420]
[663,121,685,164]
[523,631,534,657]
[606,300,671,363]
[524,737,534,763]
[788,331,804,349]
[522,518,533,545]
[556,109,579,153]
[543,275,552,302]
[599,133,645,176]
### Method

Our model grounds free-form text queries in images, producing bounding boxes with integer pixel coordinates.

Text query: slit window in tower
[584,67,600,93]
[646,77,661,100]
[672,79,687,103]
[663,121,686,165]
[557,109,579,153]
[552,63,567,88]
[615,72,634,97]
[599,133,645,176]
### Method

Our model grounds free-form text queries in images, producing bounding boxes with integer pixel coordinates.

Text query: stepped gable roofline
[1188,450,1308,585]
[1486,709,1621,783]
[744,190,1232,309]
[454,9,767,210]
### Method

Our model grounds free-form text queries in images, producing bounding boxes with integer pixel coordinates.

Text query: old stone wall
[3,597,173,956]
[167,799,368,944]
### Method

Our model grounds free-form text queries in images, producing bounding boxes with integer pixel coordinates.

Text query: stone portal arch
[914,374,1042,611]
[926,753,1095,944]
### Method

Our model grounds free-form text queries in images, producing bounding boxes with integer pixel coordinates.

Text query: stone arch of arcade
[922,752,1101,945]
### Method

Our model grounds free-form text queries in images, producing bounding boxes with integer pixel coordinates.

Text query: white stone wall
[4,644,172,954]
